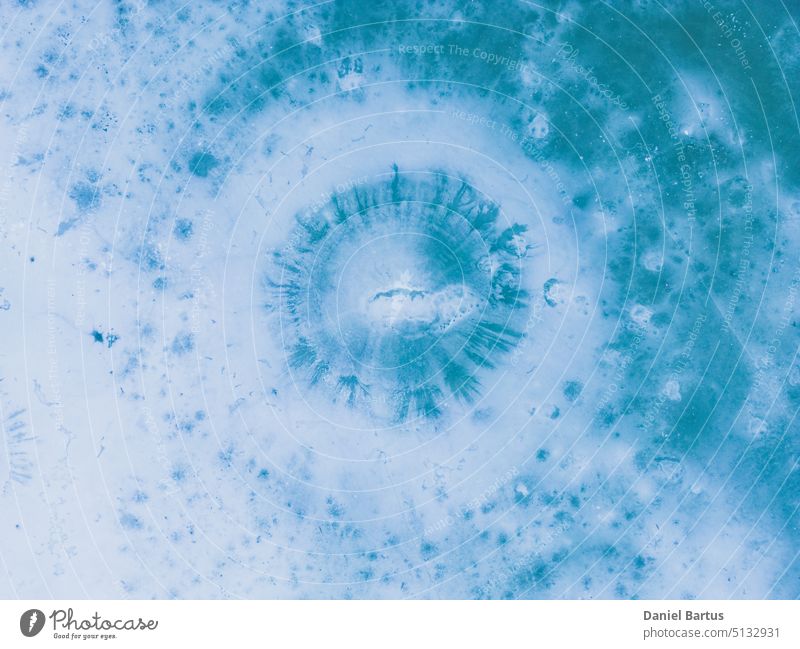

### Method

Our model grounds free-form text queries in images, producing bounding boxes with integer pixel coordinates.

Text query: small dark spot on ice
[188,151,219,177]
[173,218,193,240]
[170,332,194,355]
[69,180,101,212]
[119,513,143,530]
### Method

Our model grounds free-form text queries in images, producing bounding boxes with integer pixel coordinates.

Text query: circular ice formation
[271,168,529,421]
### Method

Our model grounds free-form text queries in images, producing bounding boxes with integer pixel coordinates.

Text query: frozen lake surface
[1,0,799,598]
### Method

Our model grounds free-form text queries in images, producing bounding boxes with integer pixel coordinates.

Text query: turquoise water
[0,0,798,598]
